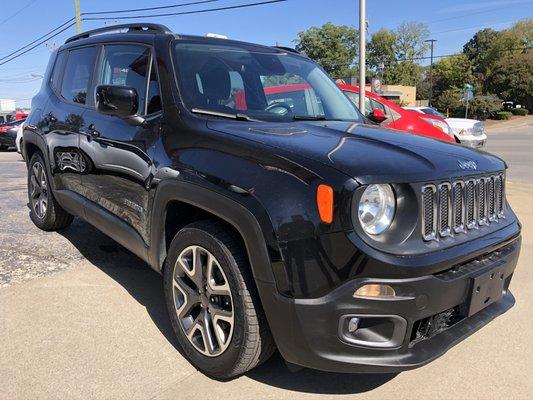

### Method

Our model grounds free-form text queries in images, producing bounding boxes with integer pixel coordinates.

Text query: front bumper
[457,133,487,148]
[261,236,520,373]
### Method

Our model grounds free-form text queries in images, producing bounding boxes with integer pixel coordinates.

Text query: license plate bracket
[468,265,506,316]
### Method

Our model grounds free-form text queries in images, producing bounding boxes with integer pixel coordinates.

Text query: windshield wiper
[191,108,255,121]
[293,114,328,121]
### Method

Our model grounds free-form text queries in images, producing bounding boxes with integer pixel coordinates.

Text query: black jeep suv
[24,24,521,379]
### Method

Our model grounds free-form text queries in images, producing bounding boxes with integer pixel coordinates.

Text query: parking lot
[1,118,533,399]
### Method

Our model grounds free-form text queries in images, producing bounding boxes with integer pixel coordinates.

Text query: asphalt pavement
[1,119,533,399]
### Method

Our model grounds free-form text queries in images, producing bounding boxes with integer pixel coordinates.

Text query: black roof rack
[273,46,301,54]
[65,23,172,44]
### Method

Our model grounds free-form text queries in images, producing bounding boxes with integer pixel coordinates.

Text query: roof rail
[273,46,301,55]
[65,23,172,44]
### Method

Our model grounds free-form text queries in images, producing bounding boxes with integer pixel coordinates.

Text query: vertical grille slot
[488,176,496,221]
[422,185,436,240]
[420,173,505,241]
[477,178,487,225]
[465,180,476,229]
[438,183,451,236]
[452,181,465,233]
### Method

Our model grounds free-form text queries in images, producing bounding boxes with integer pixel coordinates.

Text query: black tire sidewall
[28,152,54,229]
[163,227,248,378]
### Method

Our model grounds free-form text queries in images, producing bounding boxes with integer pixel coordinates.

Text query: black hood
[207,120,505,184]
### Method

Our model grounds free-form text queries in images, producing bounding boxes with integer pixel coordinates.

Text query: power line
[0,0,39,25]
[0,18,74,62]
[0,22,76,66]
[83,0,288,21]
[82,0,225,15]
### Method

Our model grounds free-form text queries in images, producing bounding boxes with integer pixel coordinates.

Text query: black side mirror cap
[95,85,144,125]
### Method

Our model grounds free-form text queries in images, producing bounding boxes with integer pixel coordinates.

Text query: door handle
[81,124,100,138]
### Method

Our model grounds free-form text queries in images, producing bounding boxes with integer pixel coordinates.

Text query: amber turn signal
[354,284,396,298]
[316,184,334,224]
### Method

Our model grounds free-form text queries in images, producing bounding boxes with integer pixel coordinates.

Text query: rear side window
[98,44,151,115]
[61,47,98,105]
[50,51,66,92]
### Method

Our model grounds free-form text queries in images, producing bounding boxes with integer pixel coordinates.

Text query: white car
[16,119,25,156]
[405,107,487,148]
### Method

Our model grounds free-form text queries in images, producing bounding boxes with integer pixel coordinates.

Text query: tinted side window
[146,59,162,114]
[61,47,97,105]
[99,44,150,115]
[50,51,66,92]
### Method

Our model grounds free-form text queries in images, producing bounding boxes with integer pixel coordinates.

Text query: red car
[339,84,455,143]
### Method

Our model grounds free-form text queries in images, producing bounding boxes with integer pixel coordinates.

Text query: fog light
[348,317,360,333]
[354,284,396,298]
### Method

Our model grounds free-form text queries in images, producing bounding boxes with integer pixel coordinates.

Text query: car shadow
[57,218,397,394]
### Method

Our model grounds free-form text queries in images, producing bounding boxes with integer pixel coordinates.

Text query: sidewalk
[485,115,533,132]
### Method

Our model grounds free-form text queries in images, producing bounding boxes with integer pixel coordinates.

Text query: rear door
[43,46,97,194]
[80,43,162,243]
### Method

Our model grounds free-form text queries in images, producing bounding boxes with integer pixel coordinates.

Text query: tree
[394,22,430,61]
[433,54,474,96]
[366,22,429,85]
[433,88,462,116]
[294,22,358,77]
[367,29,397,81]
[463,28,500,77]
[467,95,502,120]
[487,52,533,110]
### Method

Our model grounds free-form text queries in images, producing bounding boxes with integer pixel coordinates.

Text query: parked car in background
[405,106,487,148]
[0,119,24,150]
[16,119,26,156]
[339,84,456,143]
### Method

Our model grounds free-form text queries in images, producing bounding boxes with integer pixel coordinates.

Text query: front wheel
[27,152,73,231]
[163,220,274,379]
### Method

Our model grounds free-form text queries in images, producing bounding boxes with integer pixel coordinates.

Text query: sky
[0,0,532,108]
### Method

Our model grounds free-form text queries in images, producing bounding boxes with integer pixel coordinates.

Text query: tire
[27,151,73,231]
[163,220,275,379]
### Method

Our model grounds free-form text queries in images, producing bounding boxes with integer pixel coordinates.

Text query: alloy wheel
[172,245,234,357]
[30,161,48,219]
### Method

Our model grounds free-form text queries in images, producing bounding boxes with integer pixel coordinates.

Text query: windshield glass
[422,107,446,119]
[172,40,362,122]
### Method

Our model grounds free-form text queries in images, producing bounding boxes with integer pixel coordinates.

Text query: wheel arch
[149,179,278,286]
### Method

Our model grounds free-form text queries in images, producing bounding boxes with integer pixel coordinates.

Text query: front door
[44,46,98,195]
[80,44,162,243]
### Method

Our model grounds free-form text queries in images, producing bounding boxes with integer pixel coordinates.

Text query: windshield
[172,40,363,122]
[422,107,446,119]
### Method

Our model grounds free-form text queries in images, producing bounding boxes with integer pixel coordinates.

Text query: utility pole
[358,0,366,114]
[425,39,436,107]
[74,0,82,34]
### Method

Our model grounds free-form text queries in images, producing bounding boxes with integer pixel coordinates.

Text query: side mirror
[368,108,387,123]
[95,85,144,125]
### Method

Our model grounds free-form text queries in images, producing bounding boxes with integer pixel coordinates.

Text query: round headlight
[358,184,396,235]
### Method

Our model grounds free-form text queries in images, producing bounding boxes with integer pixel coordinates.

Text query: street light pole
[74,0,82,34]
[425,39,436,107]
[358,0,366,114]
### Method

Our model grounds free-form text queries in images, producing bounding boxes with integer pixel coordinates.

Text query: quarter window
[146,59,162,114]
[50,51,66,92]
[98,44,151,115]
[61,46,98,105]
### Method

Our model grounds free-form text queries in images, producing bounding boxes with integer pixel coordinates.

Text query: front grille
[422,173,505,241]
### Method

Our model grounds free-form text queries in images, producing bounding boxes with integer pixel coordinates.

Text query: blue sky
[1,0,531,108]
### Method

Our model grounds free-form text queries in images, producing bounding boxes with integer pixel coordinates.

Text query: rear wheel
[27,152,73,231]
[163,220,275,379]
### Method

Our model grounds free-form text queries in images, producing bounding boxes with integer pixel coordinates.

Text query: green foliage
[433,54,474,96]
[486,52,533,111]
[433,88,462,116]
[294,22,358,77]
[511,108,529,116]
[467,95,503,120]
[495,111,513,120]
[367,22,429,86]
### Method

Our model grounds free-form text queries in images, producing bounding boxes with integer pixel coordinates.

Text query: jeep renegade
[24,24,521,379]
